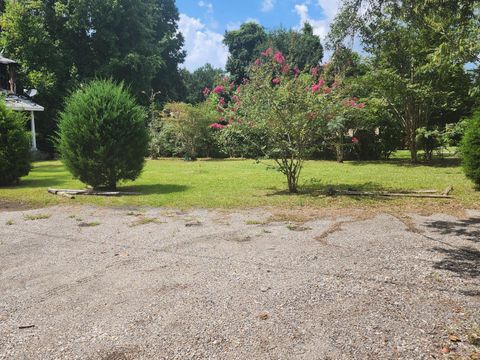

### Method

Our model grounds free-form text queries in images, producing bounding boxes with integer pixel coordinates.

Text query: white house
[1,55,44,150]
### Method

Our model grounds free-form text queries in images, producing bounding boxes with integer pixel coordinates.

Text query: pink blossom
[357,103,366,109]
[324,87,332,94]
[242,78,249,85]
[272,77,281,85]
[219,97,226,106]
[261,48,273,57]
[352,137,359,144]
[213,85,224,94]
[311,66,319,77]
[203,87,210,96]
[273,51,285,64]
[318,79,325,87]
[210,123,225,129]
[254,59,262,66]
[294,67,300,78]
[311,84,320,93]
[236,86,242,93]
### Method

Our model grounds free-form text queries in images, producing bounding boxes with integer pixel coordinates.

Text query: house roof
[0,55,18,65]
[5,94,44,112]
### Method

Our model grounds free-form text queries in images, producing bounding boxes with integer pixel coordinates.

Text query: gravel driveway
[1,205,479,359]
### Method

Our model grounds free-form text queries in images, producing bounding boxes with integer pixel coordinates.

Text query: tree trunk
[408,128,418,163]
[287,172,298,193]
[335,143,344,163]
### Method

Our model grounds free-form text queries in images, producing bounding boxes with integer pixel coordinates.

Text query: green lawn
[1,154,479,211]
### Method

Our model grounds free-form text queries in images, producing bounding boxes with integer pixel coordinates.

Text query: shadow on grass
[17,177,67,189]
[120,184,189,196]
[425,217,480,281]
[266,181,391,198]
[348,157,461,168]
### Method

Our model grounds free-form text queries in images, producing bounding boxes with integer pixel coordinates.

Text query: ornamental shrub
[57,80,149,190]
[460,111,480,189]
[0,100,31,186]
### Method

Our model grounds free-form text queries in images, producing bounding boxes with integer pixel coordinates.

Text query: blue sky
[176,0,341,70]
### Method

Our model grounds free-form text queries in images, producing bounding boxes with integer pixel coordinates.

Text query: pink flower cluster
[272,77,281,85]
[210,123,225,130]
[203,87,210,96]
[213,85,224,94]
[352,137,360,144]
[261,48,273,57]
[273,51,285,64]
[343,98,366,109]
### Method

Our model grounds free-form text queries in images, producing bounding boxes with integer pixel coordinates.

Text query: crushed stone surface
[0,205,479,359]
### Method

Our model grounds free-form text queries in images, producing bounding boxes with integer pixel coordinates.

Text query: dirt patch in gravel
[1,205,479,359]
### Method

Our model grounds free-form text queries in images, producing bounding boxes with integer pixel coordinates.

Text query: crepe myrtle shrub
[460,111,480,189]
[208,49,354,193]
[57,80,149,190]
[0,100,31,186]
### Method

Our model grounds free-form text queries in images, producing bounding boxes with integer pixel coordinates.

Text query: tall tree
[264,23,324,71]
[328,0,477,162]
[224,22,325,82]
[223,22,267,83]
[0,0,185,152]
[180,64,225,104]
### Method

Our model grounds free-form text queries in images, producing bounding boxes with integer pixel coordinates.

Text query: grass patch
[245,220,265,225]
[129,216,164,227]
[24,213,51,221]
[0,151,478,212]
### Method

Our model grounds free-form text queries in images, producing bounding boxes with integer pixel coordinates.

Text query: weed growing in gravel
[127,211,145,217]
[246,220,265,225]
[287,224,312,231]
[129,217,164,227]
[78,221,101,227]
[24,214,51,221]
[5,219,14,225]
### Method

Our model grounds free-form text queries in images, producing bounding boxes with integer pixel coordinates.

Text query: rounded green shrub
[460,111,480,189]
[0,100,31,186]
[57,80,149,190]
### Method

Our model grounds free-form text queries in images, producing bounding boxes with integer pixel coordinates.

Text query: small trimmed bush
[57,80,149,190]
[460,111,480,189]
[0,100,31,186]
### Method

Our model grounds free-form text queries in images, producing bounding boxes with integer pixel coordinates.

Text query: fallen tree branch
[331,190,453,199]
[48,188,141,197]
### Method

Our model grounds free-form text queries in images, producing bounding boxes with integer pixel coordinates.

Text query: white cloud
[178,14,229,71]
[261,0,276,12]
[294,1,340,40]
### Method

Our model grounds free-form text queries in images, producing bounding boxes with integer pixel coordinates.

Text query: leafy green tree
[224,22,325,83]
[263,23,324,71]
[57,80,149,190]
[209,51,349,193]
[181,64,225,104]
[329,1,475,162]
[329,0,480,67]
[0,99,31,186]
[159,102,217,160]
[460,111,480,189]
[223,22,267,83]
[1,0,185,152]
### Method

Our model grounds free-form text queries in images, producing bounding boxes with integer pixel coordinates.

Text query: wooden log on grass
[335,190,453,199]
[48,188,140,197]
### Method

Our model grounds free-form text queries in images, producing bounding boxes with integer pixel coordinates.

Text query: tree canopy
[0,0,185,151]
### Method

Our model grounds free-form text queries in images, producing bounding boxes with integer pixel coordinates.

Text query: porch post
[31,111,37,151]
